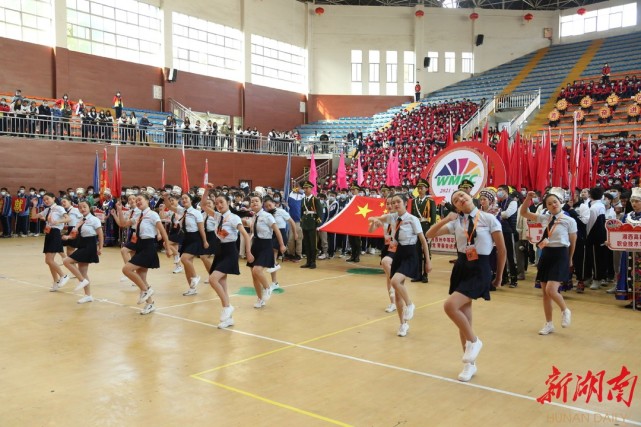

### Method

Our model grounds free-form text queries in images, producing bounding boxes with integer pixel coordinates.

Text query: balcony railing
[0,115,353,155]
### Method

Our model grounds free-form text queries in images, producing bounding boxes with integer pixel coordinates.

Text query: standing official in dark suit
[300,180,322,269]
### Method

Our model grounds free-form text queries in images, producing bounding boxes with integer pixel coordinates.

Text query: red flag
[496,128,510,167]
[535,132,551,193]
[100,147,109,199]
[391,150,401,186]
[357,153,364,186]
[161,159,165,188]
[385,150,401,187]
[552,134,568,188]
[112,145,122,198]
[181,145,190,191]
[481,121,489,146]
[319,196,389,237]
[309,147,318,195]
[336,152,348,190]
[446,119,454,148]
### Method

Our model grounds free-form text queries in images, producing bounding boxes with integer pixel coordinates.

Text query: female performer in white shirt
[117,194,175,315]
[247,195,286,308]
[179,193,209,296]
[204,195,253,328]
[368,196,397,313]
[32,193,71,291]
[368,194,431,337]
[519,189,576,336]
[62,200,104,304]
[427,190,506,383]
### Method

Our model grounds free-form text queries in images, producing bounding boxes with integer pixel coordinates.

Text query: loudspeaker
[475,34,484,46]
[167,68,178,82]
[423,57,430,68]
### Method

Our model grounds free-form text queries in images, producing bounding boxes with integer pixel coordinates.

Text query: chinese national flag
[319,196,389,238]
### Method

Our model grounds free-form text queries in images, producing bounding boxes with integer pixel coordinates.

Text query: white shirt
[135,208,161,239]
[171,205,185,228]
[41,204,66,230]
[384,212,422,246]
[587,200,605,235]
[216,210,242,243]
[535,212,577,247]
[65,206,83,227]
[183,206,203,232]
[500,199,518,219]
[251,210,276,239]
[78,214,102,237]
[272,207,291,229]
[204,212,217,232]
[446,208,502,255]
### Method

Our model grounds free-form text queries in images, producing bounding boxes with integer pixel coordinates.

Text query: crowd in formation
[2,170,640,383]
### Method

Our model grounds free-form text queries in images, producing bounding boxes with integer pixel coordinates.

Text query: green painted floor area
[235,286,285,296]
[346,268,384,275]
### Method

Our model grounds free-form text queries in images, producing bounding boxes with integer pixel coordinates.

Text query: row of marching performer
[35,187,288,327]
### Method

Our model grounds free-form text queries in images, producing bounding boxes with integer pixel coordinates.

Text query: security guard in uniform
[300,180,323,269]
[410,178,436,282]
[347,183,362,262]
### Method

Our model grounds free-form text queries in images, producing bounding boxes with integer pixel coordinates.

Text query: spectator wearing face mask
[0,188,12,237]
[585,187,608,290]
[285,184,303,261]
[12,186,31,237]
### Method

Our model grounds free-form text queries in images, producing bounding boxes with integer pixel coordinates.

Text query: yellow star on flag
[355,204,373,218]
[379,202,385,208]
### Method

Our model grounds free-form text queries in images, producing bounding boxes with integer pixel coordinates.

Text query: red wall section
[244,83,306,133]
[163,69,242,119]
[56,48,164,111]
[0,137,307,192]
[0,38,55,98]
[307,95,411,122]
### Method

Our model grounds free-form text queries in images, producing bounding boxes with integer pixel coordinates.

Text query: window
[251,34,307,92]
[0,0,54,46]
[385,51,397,96]
[67,0,161,66]
[444,52,455,73]
[351,49,362,95]
[427,51,438,73]
[461,52,474,74]
[173,13,243,81]
[442,0,457,8]
[368,50,380,95]
[560,3,636,37]
[403,50,415,96]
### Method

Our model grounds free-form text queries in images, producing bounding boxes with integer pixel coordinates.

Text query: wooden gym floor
[1,237,640,426]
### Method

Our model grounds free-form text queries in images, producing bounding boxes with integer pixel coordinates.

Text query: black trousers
[589,242,609,281]
[348,235,361,260]
[328,233,336,257]
[302,228,317,265]
[502,231,518,284]
[572,238,589,281]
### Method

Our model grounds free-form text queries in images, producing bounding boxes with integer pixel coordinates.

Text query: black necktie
[540,215,556,242]
[466,214,477,243]
[394,217,402,242]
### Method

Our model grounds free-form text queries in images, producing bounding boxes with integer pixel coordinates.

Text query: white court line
[4,275,639,424]
[156,273,353,311]
[153,312,641,426]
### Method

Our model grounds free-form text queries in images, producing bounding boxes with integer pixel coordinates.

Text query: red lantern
[524,13,534,21]
[469,12,479,20]
[577,7,586,15]
[415,10,424,17]
[315,7,324,15]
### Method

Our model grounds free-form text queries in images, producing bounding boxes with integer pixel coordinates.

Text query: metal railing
[460,98,496,140]
[496,89,541,111]
[293,159,333,184]
[507,90,541,136]
[0,115,351,156]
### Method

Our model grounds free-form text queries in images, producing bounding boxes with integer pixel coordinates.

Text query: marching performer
[247,194,287,308]
[32,193,71,291]
[263,196,297,290]
[427,190,506,382]
[60,196,83,256]
[179,193,209,296]
[117,194,174,315]
[368,193,431,337]
[62,200,104,303]
[205,195,253,328]
[165,188,185,274]
[519,188,576,335]
[368,196,397,313]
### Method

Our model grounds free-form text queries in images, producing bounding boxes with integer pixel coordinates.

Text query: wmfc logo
[435,158,481,186]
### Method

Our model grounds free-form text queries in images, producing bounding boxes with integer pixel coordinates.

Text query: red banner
[319,196,388,237]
